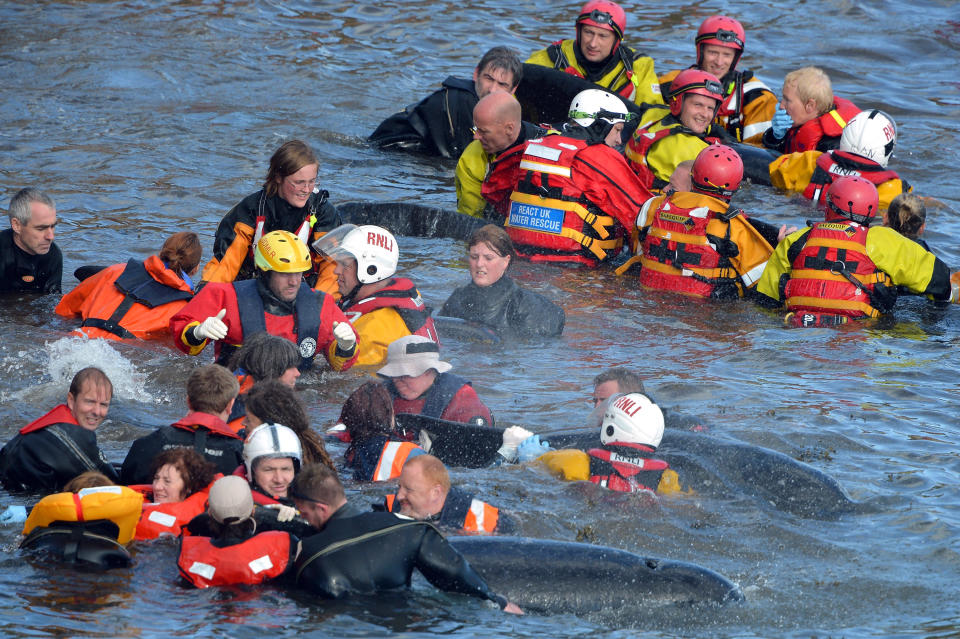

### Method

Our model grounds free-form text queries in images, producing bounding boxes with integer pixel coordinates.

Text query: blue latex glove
[0,505,27,524]
[517,435,553,463]
[771,104,793,139]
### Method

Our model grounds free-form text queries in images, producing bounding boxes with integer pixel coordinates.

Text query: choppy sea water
[1,1,959,636]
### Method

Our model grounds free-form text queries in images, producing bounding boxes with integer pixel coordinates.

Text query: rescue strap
[47,425,100,473]
[81,295,138,339]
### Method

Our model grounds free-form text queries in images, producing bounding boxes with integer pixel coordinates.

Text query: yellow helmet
[254,230,311,273]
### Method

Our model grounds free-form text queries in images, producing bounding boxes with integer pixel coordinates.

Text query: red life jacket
[178,531,292,588]
[639,195,740,298]
[587,443,669,493]
[170,412,242,440]
[784,222,894,318]
[802,150,903,203]
[506,135,624,266]
[341,277,438,342]
[133,483,215,540]
[783,96,860,153]
[20,405,77,434]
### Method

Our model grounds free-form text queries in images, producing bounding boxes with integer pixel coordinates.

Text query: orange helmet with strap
[695,15,746,72]
[576,1,626,41]
[825,175,880,225]
[691,144,744,201]
[668,69,724,117]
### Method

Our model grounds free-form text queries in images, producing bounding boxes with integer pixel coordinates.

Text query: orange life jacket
[178,531,292,588]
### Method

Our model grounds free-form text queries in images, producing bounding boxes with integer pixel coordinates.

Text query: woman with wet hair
[340,381,425,482]
[244,380,334,471]
[439,224,565,337]
[54,231,201,341]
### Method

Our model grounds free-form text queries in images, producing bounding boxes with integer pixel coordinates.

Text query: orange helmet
[576,1,626,41]
[695,16,746,72]
[825,175,880,225]
[691,145,743,201]
[668,69,723,117]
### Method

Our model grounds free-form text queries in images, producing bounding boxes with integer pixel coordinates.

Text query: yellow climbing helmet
[254,230,311,273]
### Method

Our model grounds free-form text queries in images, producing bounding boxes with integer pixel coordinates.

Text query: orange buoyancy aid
[639,195,743,298]
[784,222,894,318]
[179,531,292,587]
[373,441,424,482]
[802,150,904,203]
[384,488,499,534]
[132,483,215,540]
[506,136,623,265]
[342,277,438,341]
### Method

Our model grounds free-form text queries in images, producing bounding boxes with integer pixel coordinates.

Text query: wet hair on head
[263,139,318,197]
[468,224,516,261]
[149,447,217,498]
[8,188,55,225]
[477,46,523,90]
[783,66,833,114]
[159,231,202,276]
[593,367,645,394]
[887,193,926,240]
[69,367,113,399]
[245,380,335,471]
[228,332,300,382]
[338,381,394,443]
[63,471,115,493]
[186,364,240,414]
[403,454,451,493]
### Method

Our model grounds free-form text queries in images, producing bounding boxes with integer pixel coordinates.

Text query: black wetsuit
[184,505,316,540]
[368,76,478,159]
[119,415,244,485]
[0,228,62,294]
[439,274,565,337]
[293,503,507,607]
[0,421,118,492]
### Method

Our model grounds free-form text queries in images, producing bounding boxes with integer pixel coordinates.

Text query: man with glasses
[658,16,777,145]
[481,89,652,268]
[0,188,62,294]
[369,46,523,160]
[526,1,663,107]
[202,140,341,295]
[626,70,726,191]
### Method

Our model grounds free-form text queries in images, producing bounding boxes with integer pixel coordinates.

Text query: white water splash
[43,336,153,402]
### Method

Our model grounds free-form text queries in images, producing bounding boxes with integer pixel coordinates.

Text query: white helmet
[243,423,303,478]
[600,393,665,449]
[568,89,629,127]
[839,109,897,168]
[314,224,398,284]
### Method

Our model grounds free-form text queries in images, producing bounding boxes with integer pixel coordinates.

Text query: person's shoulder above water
[0,188,63,294]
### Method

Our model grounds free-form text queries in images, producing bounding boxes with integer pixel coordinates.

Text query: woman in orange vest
[132,447,218,540]
[341,381,425,481]
[55,231,201,341]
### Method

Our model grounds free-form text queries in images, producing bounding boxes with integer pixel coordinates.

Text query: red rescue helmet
[691,144,744,201]
[576,0,626,41]
[695,16,746,72]
[668,69,724,117]
[825,175,880,225]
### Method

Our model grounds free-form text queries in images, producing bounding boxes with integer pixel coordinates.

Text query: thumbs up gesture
[193,308,228,341]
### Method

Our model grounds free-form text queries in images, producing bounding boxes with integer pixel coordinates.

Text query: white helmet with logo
[243,423,303,478]
[600,393,665,449]
[568,89,629,127]
[839,109,897,168]
[313,224,398,284]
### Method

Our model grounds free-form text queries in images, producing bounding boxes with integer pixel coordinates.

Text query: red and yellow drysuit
[526,39,663,106]
[769,149,911,210]
[536,443,685,495]
[340,277,438,367]
[627,191,773,299]
[756,222,954,319]
[625,106,710,191]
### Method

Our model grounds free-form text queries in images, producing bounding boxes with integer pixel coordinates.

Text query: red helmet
[695,16,746,72]
[668,69,723,116]
[825,175,880,225]
[691,144,743,200]
[576,0,626,41]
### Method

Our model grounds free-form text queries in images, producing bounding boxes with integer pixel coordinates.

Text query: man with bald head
[456,92,552,218]
[380,454,508,534]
